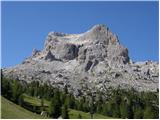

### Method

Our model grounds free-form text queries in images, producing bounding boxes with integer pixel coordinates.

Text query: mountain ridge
[2,24,159,98]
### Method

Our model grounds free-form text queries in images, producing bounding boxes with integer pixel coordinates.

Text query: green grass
[1,96,47,119]
[23,95,113,119]
[68,109,113,119]
[2,95,113,119]
[23,94,50,106]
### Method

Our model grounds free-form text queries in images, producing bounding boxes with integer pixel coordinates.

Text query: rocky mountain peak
[43,24,128,66]
[84,24,119,45]
[2,24,158,97]
[48,32,67,37]
[88,24,108,33]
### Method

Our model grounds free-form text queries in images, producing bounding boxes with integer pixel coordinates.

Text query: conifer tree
[41,97,44,111]
[77,113,82,119]
[12,80,21,103]
[49,97,61,118]
[134,106,143,119]
[49,89,61,118]
[62,104,69,119]
[120,101,128,118]
[18,94,24,107]
[143,106,156,119]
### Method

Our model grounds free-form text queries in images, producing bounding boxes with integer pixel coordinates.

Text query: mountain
[2,24,159,97]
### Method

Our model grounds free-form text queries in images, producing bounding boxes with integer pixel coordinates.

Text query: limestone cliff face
[2,24,159,97]
[43,25,129,67]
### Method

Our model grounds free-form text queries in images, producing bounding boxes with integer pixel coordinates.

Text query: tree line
[1,76,159,119]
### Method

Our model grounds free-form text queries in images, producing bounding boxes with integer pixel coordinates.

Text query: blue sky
[1,1,159,68]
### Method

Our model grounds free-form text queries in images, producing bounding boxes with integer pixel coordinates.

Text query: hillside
[69,109,112,119]
[1,95,111,119]
[1,96,46,119]
[23,94,112,119]
[1,75,158,119]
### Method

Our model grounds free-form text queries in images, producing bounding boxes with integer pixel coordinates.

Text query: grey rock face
[56,43,79,60]
[44,50,56,61]
[31,48,41,58]
[2,24,159,97]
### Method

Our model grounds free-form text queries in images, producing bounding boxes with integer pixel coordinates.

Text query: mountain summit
[3,24,159,97]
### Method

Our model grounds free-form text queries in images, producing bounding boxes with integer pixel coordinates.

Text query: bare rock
[32,48,41,57]
[2,24,159,98]
[56,43,79,60]
[44,50,56,61]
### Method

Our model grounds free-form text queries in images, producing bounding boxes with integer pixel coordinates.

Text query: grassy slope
[23,94,49,106]
[69,109,113,119]
[23,94,113,119]
[1,96,46,119]
[1,95,113,119]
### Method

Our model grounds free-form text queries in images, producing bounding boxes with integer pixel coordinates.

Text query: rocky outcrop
[44,50,56,61]
[56,43,79,60]
[32,48,41,57]
[2,24,159,98]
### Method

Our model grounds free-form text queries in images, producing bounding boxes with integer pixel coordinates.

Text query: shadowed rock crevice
[85,61,93,72]
[56,43,79,60]
[44,50,62,62]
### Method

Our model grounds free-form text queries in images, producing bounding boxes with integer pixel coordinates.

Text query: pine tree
[64,85,68,94]
[1,78,12,99]
[120,101,128,118]
[120,97,133,119]
[34,81,39,97]
[61,93,66,105]
[112,103,120,118]
[18,94,24,107]
[97,103,102,114]
[134,106,143,119]
[78,99,84,111]
[41,97,44,111]
[83,101,89,112]
[67,94,75,109]
[12,80,21,103]
[127,103,133,119]
[54,89,62,106]
[49,98,61,118]
[103,102,113,117]
[143,106,156,119]
[28,83,34,96]
[89,96,95,119]
[49,89,61,118]
[102,103,108,116]
[62,104,69,119]
[77,113,82,119]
